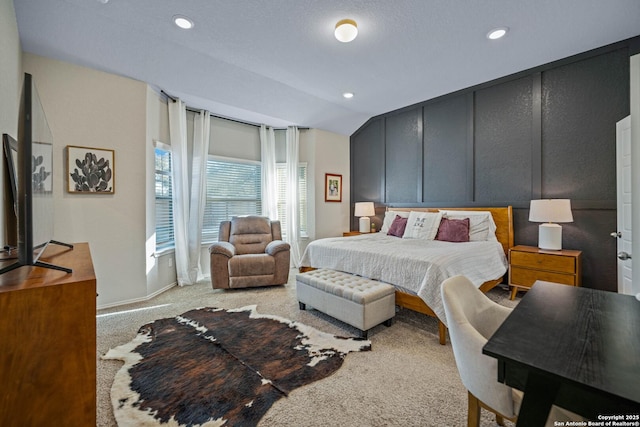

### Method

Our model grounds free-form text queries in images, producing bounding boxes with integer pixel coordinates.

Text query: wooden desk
[0,243,96,427]
[483,281,640,426]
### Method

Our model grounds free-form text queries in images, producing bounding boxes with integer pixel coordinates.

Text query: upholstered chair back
[220,216,275,255]
[441,275,516,419]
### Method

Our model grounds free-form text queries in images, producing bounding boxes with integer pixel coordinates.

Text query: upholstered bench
[296,269,396,338]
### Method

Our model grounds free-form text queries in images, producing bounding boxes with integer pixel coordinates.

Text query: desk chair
[441,275,518,426]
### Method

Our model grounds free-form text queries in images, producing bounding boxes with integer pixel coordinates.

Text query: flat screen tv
[1,73,72,275]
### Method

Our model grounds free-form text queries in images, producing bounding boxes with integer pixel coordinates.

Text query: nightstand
[508,245,582,300]
[343,231,363,237]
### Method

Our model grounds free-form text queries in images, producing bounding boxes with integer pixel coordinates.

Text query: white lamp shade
[529,199,573,223]
[354,202,375,217]
[335,19,358,42]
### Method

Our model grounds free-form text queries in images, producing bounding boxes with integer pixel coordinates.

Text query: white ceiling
[13,0,640,136]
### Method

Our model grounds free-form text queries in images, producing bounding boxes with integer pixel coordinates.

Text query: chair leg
[496,414,505,426]
[467,391,481,427]
[438,320,447,345]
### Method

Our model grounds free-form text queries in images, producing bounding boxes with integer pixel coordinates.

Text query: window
[154,144,174,250]
[202,157,262,243]
[276,163,308,239]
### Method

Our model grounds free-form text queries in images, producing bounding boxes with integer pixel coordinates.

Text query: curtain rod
[160,89,307,131]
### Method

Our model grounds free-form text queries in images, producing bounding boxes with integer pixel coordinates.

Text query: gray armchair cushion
[229,216,273,255]
[229,254,275,277]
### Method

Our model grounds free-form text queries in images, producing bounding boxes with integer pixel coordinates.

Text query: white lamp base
[538,223,562,250]
[359,216,371,233]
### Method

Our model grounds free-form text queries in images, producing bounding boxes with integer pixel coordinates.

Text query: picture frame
[66,145,115,194]
[324,173,342,202]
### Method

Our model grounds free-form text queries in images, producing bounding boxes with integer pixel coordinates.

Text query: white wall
[303,129,350,242]
[23,53,149,307]
[0,0,21,247]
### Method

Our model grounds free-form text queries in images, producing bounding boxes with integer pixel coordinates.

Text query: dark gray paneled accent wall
[423,94,471,202]
[351,118,385,207]
[541,52,627,201]
[350,40,634,292]
[474,76,534,201]
[385,109,422,202]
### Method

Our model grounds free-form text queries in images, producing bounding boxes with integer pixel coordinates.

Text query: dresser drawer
[510,266,576,287]
[510,251,576,274]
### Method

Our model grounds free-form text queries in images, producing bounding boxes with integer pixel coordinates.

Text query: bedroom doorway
[615,115,633,294]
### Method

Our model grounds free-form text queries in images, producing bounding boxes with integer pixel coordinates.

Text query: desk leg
[516,373,559,427]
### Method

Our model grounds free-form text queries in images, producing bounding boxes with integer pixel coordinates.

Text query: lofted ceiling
[13,0,640,136]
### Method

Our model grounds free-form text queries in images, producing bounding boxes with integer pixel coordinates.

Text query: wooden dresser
[508,245,582,300]
[0,243,96,427]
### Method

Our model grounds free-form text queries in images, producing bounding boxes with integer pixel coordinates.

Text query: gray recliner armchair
[209,216,290,289]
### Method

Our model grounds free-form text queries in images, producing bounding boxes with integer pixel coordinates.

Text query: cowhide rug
[103,305,371,427]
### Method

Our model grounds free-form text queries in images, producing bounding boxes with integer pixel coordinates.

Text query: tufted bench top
[296,269,395,305]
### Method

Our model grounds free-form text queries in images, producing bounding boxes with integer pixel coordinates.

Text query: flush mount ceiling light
[173,15,194,30]
[343,92,354,99]
[335,19,358,43]
[487,27,509,40]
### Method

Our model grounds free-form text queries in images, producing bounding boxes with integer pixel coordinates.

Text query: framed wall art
[324,173,342,202]
[66,145,115,194]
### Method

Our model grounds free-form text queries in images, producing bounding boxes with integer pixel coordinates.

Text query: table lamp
[354,202,375,233]
[529,199,573,250]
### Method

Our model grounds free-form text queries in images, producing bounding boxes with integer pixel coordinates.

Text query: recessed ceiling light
[487,27,509,40]
[174,15,194,30]
[343,92,354,99]
[335,19,358,43]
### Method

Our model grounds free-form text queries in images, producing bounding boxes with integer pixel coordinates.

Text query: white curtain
[260,124,278,220]
[285,126,301,267]
[168,99,191,286]
[187,110,211,283]
[168,100,211,286]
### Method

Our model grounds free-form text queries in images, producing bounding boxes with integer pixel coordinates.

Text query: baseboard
[97,281,178,310]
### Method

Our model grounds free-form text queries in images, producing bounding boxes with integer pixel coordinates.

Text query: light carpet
[98,270,518,427]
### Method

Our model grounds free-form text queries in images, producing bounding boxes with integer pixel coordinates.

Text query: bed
[300,206,514,344]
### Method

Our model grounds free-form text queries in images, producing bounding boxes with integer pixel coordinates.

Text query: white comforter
[300,233,508,325]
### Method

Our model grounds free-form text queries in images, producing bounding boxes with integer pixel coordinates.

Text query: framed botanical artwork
[66,145,115,194]
[324,173,342,202]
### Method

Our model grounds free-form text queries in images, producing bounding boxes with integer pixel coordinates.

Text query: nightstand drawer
[510,266,576,287]
[510,251,576,274]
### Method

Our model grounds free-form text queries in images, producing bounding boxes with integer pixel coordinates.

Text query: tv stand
[0,242,96,425]
[0,239,74,274]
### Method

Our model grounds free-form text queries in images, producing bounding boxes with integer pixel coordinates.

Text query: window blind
[154,145,174,250]
[203,157,262,243]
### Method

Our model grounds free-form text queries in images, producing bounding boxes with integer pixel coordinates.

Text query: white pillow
[380,210,410,233]
[438,210,498,242]
[402,211,443,240]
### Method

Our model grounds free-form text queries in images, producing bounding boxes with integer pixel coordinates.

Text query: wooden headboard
[385,206,514,256]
